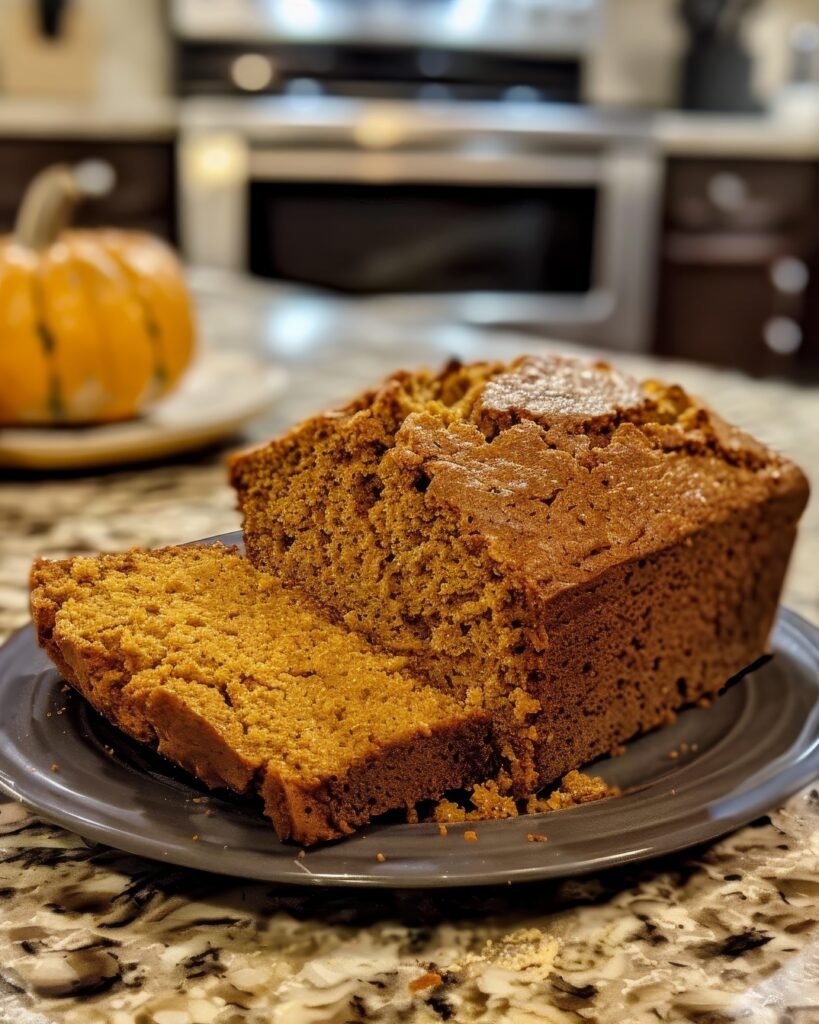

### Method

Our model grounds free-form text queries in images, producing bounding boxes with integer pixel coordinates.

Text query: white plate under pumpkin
[0,347,287,470]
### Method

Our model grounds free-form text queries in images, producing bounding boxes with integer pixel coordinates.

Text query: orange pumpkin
[0,165,196,425]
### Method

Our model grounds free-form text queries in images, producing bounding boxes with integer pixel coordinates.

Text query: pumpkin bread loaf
[30,544,494,844]
[230,354,809,794]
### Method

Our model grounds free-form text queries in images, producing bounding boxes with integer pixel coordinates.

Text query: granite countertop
[0,292,817,1024]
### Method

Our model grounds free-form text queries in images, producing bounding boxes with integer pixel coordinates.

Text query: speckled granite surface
[0,290,817,1024]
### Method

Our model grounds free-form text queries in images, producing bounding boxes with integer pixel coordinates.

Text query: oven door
[180,127,661,352]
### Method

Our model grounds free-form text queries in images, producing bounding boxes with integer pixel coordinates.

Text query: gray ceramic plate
[1,534,817,887]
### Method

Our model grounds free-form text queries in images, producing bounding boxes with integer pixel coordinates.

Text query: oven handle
[247,148,603,187]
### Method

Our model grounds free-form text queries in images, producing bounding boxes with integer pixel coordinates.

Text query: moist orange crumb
[464,830,478,842]
[29,545,494,846]
[469,779,519,820]
[527,833,547,843]
[433,798,468,823]
[50,764,59,773]
[376,852,386,863]
[437,823,448,837]
[409,972,442,993]
[434,769,616,823]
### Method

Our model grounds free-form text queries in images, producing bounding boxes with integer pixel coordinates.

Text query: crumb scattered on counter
[437,823,448,837]
[376,852,386,863]
[408,972,442,993]
[49,764,59,773]
[191,834,200,841]
[527,833,547,843]
[296,850,306,859]
[697,696,712,709]
[669,749,680,760]
[464,830,478,842]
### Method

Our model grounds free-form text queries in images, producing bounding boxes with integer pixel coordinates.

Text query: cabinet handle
[763,317,803,355]
[707,172,749,213]
[73,159,116,198]
[770,256,809,295]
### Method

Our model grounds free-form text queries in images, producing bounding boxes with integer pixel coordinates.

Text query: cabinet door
[655,159,819,378]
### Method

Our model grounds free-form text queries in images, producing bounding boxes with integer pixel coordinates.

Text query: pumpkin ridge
[31,267,64,420]
[103,244,168,392]
[66,238,125,420]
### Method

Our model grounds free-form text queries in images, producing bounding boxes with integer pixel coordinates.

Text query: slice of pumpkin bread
[30,544,493,844]
[230,354,809,794]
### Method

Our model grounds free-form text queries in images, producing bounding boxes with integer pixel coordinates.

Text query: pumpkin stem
[14,164,81,250]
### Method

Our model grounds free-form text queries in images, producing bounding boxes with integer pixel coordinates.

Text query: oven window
[249,182,597,294]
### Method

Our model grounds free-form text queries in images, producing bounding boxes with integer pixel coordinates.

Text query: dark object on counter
[678,0,761,112]
[37,0,68,39]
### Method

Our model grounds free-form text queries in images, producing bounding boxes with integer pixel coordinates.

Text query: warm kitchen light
[184,134,248,186]
[353,111,405,149]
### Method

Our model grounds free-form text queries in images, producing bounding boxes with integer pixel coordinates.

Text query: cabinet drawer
[665,159,817,232]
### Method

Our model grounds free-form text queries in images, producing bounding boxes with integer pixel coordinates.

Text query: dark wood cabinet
[0,138,176,242]
[655,157,819,378]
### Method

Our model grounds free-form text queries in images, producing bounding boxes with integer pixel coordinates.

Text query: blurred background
[0,0,818,381]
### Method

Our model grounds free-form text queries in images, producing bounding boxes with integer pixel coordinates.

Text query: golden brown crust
[232,354,809,794]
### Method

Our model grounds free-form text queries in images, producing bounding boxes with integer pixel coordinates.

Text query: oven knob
[770,256,810,295]
[707,172,749,213]
[763,316,803,355]
[73,159,116,197]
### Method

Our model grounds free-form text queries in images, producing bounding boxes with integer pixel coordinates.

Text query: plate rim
[1,562,817,887]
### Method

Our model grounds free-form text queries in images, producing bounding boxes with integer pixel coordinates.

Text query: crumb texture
[231,354,808,793]
[29,544,493,844]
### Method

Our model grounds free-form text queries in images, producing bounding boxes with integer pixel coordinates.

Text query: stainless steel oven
[179,97,662,351]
